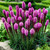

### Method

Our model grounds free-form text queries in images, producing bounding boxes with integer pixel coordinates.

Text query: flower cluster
[2,1,49,50]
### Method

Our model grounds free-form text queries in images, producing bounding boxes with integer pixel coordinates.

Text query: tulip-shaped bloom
[21,27,25,34]
[2,17,5,23]
[11,17,15,24]
[43,8,45,13]
[33,17,37,23]
[40,13,44,21]
[19,8,22,15]
[9,5,12,11]
[18,16,22,22]
[30,28,35,35]
[25,29,28,36]
[22,1,26,10]
[4,22,8,31]
[29,15,32,21]
[7,17,11,24]
[16,5,19,18]
[2,10,6,15]
[25,11,29,18]
[19,22,23,27]
[28,2,31,8]
[33,10,38,17]
[14,23,18,30]
[45,19,49,27]
[10,11,14,17]
[29,8,32,14]
[44,10,48,15]
[6,11,9,17]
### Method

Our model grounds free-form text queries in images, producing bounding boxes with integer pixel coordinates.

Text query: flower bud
[2,17,5,23]
[16,5,19,17]
[14,23,18,30]
[19,22,23,27]
[30,28,35,35]
[10,10,14,17]
[22,11,25,18]
[31,7,34,13]
[19,8,22,15]
[6,11,9,17]
[22,1,26,10]
[25,29,28,36]
[28,2,31,8]
[45,19,49,26]
[29,15,32,21]
[43,8,45,13]
[2,10,6,15]
[29,8,32,14]
[21,27,25,34]
[27,18,30,25]
[9,5,12,11]
[7,17,11,24]
[44,10,48,15]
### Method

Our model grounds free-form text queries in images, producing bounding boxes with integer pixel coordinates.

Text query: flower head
[28,2,31,8]
[44,10,48,15]
[14,23,18,30]
[22,11,25,18]
[6,11,9,17]
[18,16,22,21]
[19,22,23,27]
[7,17,11,24]
[19,8,22,15]
[22,1,26,10]
[30,28,35,35]
[29,15,32,21]
[2,17,5,23]
[2,10,6,15]
[29,8,32,14]
[25,29,28,36]
[9,5,12,11]
[21,27,25,34]
[43,8,45,13]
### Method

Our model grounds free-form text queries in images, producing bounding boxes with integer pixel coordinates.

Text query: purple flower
[43,8,45,13]
[44,10,48,15]
[7,17,11,24]
[21,27,25,34]
[10,10,14,17]
[9,5,12,11]
[40,13,44,21]
[6,11,9,17]
[30,28,35,35]
[2,17,5,23]
[22,1,26,10]
[29,8,32,14]
[25,11,29,18]
[16,5,19,17]
[33,17,37,23]
[18,16,22,21]
[31,7,34,13]
[11,17,15,24]
[15,16,18,21]
[29,15,32,21]
[27,18,30,25]
[19,22,23,27]
[19,8,22,15]
[14,23,18,30]
[45,19,49,26]
[33,10,38,17]
[28,2,31,8]
[25,29,28,36]
[22,11,25,18]
[2,10,6,15]
[4,22,8,30]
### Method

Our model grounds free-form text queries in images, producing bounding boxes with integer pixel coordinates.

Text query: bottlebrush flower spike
[33,17,37,23]
[7,17,11,24]
[22,1,26,10]
[30,28,35,35]
[19,8,22,15]
[25,29,28,36]
[6,11,9,17]
[19,22,23,27]
[9,5,12,11]
[31,7,34,13]
[27,18,30,25]
[21,27,25,34]
[18,16,22,21]
[11,17,15,24]
[29,15,32,21]
[45,19,49,26]
[16,5,19,17]
[28,2,31,8]
[14,23,18,30]
[2,17,5,23]
[43,8,45,13]
[10,10,14,17]
[22,11,25,18]
[40,13,44,21]
[2,10,6,15]
[29,8,32,14]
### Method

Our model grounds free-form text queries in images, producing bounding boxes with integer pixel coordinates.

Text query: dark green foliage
[0,24,9,42]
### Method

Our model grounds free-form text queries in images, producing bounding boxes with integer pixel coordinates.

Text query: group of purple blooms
[2,1,49,37]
